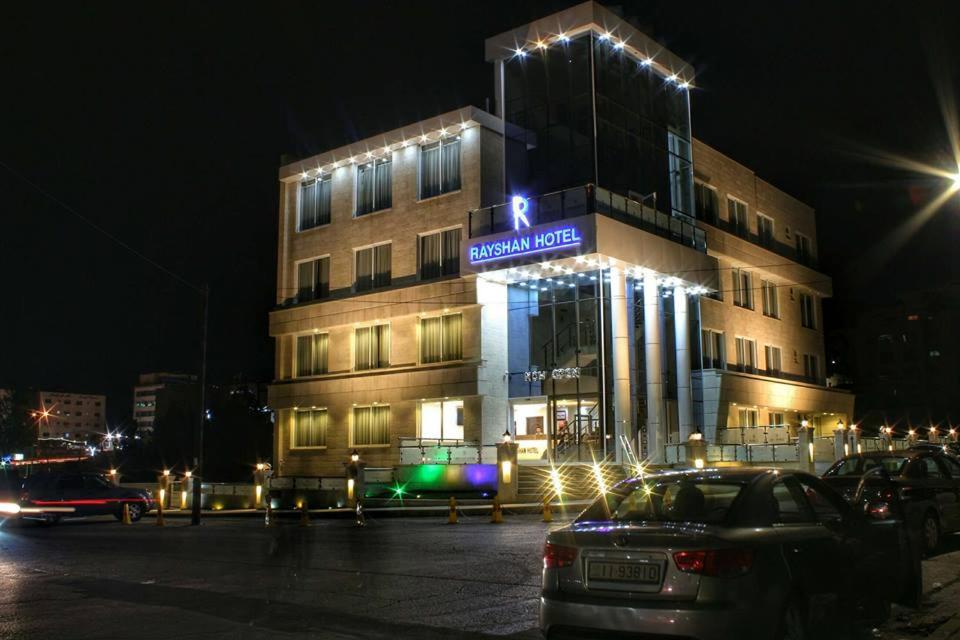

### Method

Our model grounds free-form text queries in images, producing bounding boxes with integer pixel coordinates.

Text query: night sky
[2,1,958,426]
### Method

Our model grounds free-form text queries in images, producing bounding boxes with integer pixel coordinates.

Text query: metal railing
[705,215,818,269]
[398,439,497,465]
[468,184,706,253]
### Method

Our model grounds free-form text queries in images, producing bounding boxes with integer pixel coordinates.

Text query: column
[643,271,664,463]
[674,287,694,442]
[609,267,632,463]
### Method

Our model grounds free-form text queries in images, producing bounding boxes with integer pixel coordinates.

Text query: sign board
[468,224,583,264]
[523,367,581,382]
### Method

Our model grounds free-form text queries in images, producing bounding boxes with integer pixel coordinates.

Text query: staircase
[517,463,629,503]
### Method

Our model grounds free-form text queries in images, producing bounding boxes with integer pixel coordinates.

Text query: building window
[732,269,754,309]
[803,353,820,382]
[296,333,329,377]
[738,408,759,428]
[420,313,463,364]
[356,158,392,216]
[701,329,725,369]
[736,337,758,373]
[800,292,816,329]
[757,214,775,249]
[419,228,461,279]
[727,197,748,238]
[419,399,464,441]
[354,243,391,292]
[298,176,332,231]
[796,233,812,265]
[355,324,390,370]
[694,181,718,224]
[769,412,785,427]
[419,137,461,199]
[765,345,782,376]
[293,408,327,448]
[353,405,390,446]
[761,280,779,318]
[297,256,330,302]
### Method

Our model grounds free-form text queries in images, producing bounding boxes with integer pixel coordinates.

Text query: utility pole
[191,284,209,525]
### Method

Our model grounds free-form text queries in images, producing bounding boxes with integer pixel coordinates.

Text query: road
[0,513,958,639]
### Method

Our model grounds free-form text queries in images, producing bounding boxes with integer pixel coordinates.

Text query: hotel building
[268,2,852,477]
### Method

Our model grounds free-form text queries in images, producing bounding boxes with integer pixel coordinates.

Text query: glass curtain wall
[502,32,694,219]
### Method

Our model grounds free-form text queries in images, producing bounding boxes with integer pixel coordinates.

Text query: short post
[496,438,519,504]
[254,463,266,509]
[882,427,893,451]
[797,425,815,473]
[344,450,366,508]
[299,501,309,527]
[355,501,366,527]
[491,496,503,524]
[156,471,170,526]
[265,500,275,527]
[447,497,458,525]
[109,468,120,487]
[950,428,958,444]
[181,471,191,510]
[542,498,553,523]
[907,429,918,445]
[833,422,847,460]
[848,425,860,455]
[684,431,706,470]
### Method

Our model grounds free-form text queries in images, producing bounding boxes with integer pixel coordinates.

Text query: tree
[0,389,38,456]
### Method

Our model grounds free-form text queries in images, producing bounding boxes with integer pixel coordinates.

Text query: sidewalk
[884,548,960,639]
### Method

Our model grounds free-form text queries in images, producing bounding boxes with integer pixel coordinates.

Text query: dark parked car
[823,449,960,553]
[20,471,153,524]
[540,468,919,640]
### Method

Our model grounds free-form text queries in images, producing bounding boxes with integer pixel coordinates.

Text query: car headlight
[0,502,21,515]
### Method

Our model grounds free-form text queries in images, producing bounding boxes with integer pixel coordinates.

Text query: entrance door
[553,396,602,462]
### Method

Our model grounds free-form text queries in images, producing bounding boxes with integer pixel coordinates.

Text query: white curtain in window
[441,138,461,193]
[295,409,326,447]
[420,143,441,198]
[420,317,442,363]
[373,244,391,288]
[419,233,442,279]
[357,164,375,215]
[442,313,462,360]
[354,406,390,445]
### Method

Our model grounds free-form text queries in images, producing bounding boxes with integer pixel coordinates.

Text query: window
[769,412,785,426]
[803,353,819,382]
[296,333,329,377]
[727,197,748,238]
[356,158,392,216]
[355,324,390,370]
[298,176,331,231]
[694,181,718,223]
[420,313,463,363]
[419,137,461,199]
[736,337,757,373]
[732,269,754,309]
[353,405,390,446]
[796,233,812,265]
[738,408,759,427]
[772,479,813,524]
[419,228,461,279]
[761,280,779,318]
[765,345,782,376]
[797,478,845,525]
[293,409,327,448]
[354,243,391,292]
[757,214,775,248]
[701,329,725,369]
[940,456,960,479]
[297,257,330,302]
[800,292,816,329]
[419,399,464,441]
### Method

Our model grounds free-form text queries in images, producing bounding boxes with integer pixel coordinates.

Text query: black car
[823,449,960,553]
[20,471,153,524]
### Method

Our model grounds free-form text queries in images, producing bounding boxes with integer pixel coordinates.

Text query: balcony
[468,184,706,253]
[701,214,818,269]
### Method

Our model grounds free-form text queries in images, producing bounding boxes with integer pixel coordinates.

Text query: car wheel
[40,514,61,526]
[922,511,940,554]
[114,502,145,522]
[777,598,808,640]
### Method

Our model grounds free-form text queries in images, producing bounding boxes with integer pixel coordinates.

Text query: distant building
[853,285,960,427]
[35,390,106,442]
[132,373,197,434]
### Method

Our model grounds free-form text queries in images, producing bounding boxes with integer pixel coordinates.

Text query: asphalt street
[0,513,958,639]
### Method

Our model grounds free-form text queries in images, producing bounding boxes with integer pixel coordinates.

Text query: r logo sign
[511,195,531,231]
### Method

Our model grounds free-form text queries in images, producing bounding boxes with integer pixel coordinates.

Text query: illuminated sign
[512,195,531,231]
[523,367,581,382]
[468,225,582,264]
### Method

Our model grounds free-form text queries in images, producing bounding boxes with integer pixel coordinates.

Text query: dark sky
[2,1,958,425]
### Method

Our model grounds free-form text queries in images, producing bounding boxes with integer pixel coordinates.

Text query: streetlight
[502,428,512,443]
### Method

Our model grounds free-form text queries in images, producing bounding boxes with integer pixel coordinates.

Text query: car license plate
[588,561,661,583]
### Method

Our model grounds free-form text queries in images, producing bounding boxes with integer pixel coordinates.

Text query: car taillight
[544,542,578,568]
[673,549,754,577]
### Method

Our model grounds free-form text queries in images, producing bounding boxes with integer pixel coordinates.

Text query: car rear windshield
[825,456,909,477]
[577,479,745,525]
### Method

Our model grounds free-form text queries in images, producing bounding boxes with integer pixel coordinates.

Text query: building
[268,2,852,477]
[851,285,960,429]
[132,372,197,434]
[35,390,106,442]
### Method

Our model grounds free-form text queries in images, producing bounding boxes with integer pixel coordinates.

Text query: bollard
[491,496,503,524]
[265,500,275,527]
[542,499,553,523]
[155,496,165,527]
[299,501,310,527]
[447,497,458,525]
[121,502,133,525]
[355,501,366,528]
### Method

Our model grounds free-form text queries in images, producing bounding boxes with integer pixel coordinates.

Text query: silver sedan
[540,467,920,640]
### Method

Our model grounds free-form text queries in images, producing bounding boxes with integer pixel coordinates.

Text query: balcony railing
[468,184,706,253]
[705,216,818,269]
